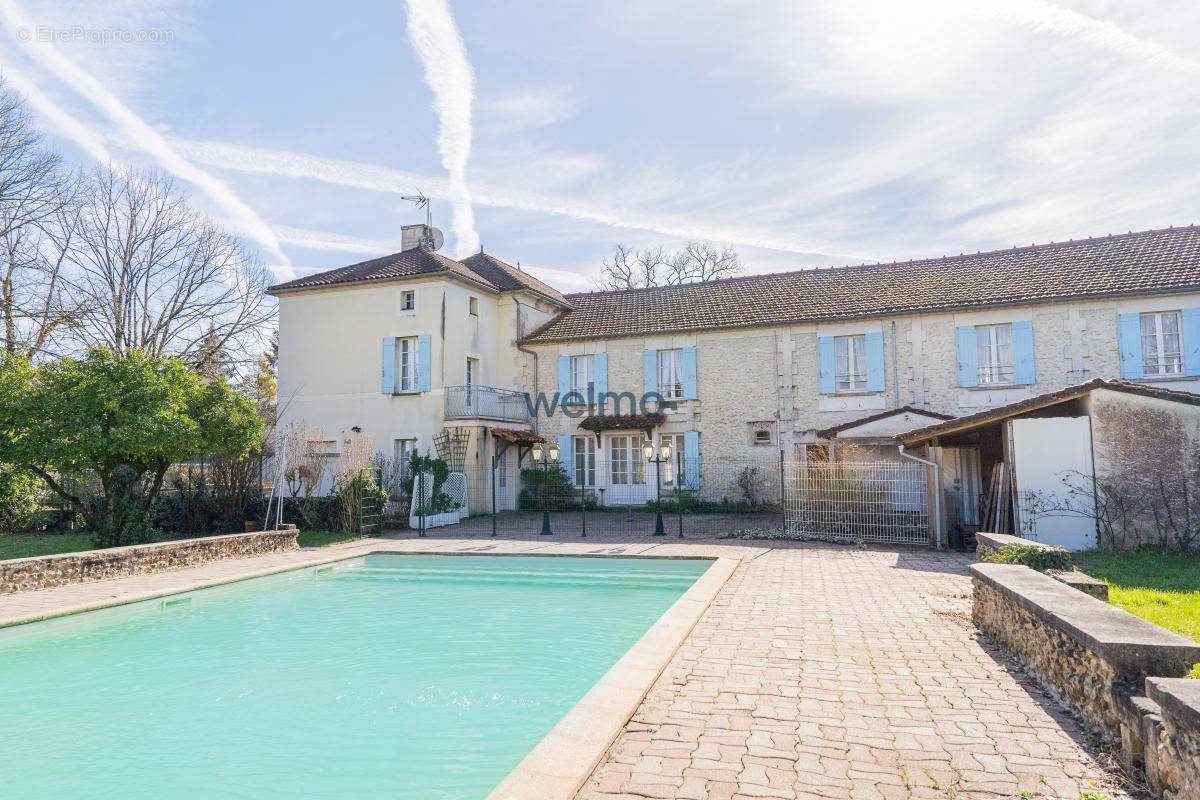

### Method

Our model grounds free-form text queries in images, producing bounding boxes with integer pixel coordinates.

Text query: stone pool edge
[485,555,739,800]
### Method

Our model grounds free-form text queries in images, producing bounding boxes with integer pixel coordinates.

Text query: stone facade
[972,562,1200,798]
[0,527,300,594]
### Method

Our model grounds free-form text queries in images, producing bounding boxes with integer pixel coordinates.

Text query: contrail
[0,0,296,279]
[0,65,112,163]
[173,138,867,261]
[403,0,479,257]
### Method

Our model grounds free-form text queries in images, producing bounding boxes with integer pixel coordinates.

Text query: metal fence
[782,460,931,545]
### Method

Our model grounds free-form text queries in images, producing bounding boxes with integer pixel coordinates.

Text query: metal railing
[443,385,531,422]
[783,460,931,545]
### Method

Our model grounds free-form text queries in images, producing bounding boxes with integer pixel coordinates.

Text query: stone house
[270,225,1200,513]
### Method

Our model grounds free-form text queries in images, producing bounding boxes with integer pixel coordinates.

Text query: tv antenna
[400,191,433,229]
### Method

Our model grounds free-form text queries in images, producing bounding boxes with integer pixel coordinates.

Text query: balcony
[444,385,531,423]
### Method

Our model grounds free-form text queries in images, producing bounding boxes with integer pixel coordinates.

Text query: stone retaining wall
[975,531,1108,600]
[972,562,1200,799]
[0,527,300,594]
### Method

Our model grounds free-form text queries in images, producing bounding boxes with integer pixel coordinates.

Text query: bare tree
[0,78,83,358]
[66,166,275,367]
[594,241,741,290]
[663,241,742,286]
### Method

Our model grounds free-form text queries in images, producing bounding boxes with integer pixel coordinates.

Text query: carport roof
[897,379,1200,446]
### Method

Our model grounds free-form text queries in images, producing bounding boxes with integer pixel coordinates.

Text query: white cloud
[404,0,479,257]
[479,84,579,133]
[0,0,295,278]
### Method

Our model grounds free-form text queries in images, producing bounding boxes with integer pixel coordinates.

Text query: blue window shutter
[955,326,978,387]
[817,337,836,394]
[557,355,570,396]
[593,353,608,397]
[643,349,658,394]
[683,431,700,490]
[1011,320,1036,385]
[1183,308,1200,376]
[1117,313,1143,379]
[381,337,396,394]
[865,332,885,392]
[681,346,698,400]
[557,435,573,485]
[416,335,432,392]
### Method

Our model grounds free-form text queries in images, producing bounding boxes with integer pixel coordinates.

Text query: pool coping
[485,554,738,800]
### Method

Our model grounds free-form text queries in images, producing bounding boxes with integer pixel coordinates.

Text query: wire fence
[782,460,931,545]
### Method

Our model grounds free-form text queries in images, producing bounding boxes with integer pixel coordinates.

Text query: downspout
[899,443,942,550]
[513,297,540,435]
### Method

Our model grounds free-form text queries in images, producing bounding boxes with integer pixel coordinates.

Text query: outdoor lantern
[549,443,560,462]
[661,441,672,462]
[642,441,655,461]
[532,443,543,462]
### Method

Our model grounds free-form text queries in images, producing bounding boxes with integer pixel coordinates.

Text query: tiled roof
[490,427,543,444]
[578,413,665,433]
[268,248,493,293]
[460,252,570,307]
[897,379,1200,445]
[816,406,955,439]
[522,226,1200,343]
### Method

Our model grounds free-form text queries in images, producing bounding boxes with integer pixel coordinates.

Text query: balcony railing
[444,385,531,423]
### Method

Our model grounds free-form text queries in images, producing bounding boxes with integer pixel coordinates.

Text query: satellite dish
[429,227,445,251]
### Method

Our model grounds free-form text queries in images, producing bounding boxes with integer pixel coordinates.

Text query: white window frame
[397,336,419,392]
[570,355,594,396]
[658,349,684,400]
[657,433,685,487]
[573,435,596,487]
[497,449,507,488]
[834,334,868,392]
[976,323,1014,386]
[1141,311,1183,377]
[608,434,646,486]
[400,290,416,312]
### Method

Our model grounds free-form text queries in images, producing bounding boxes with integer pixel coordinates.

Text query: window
[497,449,507,488]
[400,290,416,311]
[570,355,594,395]
[469,296,478,316]
[834,335,867,392]
[465,357,477,388]
[1141,311,1183,377]
[658,349,684,400]
[309,440,339,457]
[573,435,596,487]
[753,429,772,446]
[609,435,646,485]
[397,336,419,392]
[393,438,416,477]
[657,433,685,486]
[976,323,1014,385]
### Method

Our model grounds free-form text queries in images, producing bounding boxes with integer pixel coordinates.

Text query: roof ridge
[561,224,1199,301]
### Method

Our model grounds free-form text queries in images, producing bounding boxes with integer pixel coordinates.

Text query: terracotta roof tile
[268,248,499,293]
[523,226,1200,343]
[460,252,570,307]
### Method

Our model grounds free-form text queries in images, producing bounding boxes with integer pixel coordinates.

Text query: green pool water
[0,553,711,799]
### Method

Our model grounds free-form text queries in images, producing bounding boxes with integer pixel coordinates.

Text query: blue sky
[1,0,1198,291]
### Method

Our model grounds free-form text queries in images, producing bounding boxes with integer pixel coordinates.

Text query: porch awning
[490,427,544,444]
[578,413,664,434]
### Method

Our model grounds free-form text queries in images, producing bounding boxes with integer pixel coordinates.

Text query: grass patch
[0,532,100,560]
[1074,550,1200,642]
[297,530,360,548]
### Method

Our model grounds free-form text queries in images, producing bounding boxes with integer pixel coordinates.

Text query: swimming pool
[0,553,712,798]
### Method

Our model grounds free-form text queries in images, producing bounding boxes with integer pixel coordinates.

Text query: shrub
[518,464,574,511]
[982,543,1073,572]
[1187,663,1200,680]
[0,465,42,530]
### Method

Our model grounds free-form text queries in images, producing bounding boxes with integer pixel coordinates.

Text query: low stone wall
[972,563,1200,798]
[0,526,300,594]
[975,531,1108,600]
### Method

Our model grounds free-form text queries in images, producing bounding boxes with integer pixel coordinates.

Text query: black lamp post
[643,439,673,537]
[531,441,560,536]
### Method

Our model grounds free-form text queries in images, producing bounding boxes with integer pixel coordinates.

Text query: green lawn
[1074,550,1200,643]
[0,528,361,562]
